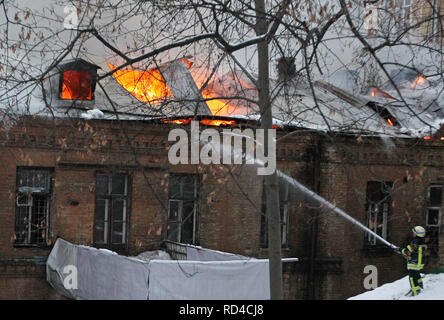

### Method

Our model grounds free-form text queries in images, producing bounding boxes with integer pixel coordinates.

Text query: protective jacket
[400,236,427,271]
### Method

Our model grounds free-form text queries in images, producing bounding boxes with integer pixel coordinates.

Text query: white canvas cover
[147,259,270,300]
[76,246,151,300]
[46,238,78,299]
[46,238,272,300]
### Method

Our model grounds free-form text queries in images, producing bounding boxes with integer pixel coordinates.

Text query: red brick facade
[0,116,443,299]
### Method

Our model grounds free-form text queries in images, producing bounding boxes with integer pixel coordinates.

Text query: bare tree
[0,0,443,299]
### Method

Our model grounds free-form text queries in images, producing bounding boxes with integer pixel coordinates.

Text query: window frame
[364,181,393,247]
[400,0,412,27]
[425,184,442,258]
[167,174,199,245]
[260,180,291,248]
[426,184,442,227]
[14,167,53,247]
[59,70,94,101]
[57,59,98,102]
[93,172,131,254]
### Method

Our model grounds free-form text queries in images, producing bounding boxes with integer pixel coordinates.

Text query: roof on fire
[16,58,444,138]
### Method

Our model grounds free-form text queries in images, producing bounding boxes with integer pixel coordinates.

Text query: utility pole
[255,0,283,300]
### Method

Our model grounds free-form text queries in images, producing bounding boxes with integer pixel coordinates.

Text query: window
[14,168,52,246]
[426,184,442,257]
[365,181,393,245]
[260,180,290,248]
[363,2,379,35]
[58,59,98,101]
[167,174,198,244]
[94,173,129,253]
[60,70,93,100]
[401,0,412,27]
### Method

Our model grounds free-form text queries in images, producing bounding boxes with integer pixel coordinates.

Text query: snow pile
[132,250,171,262]
[348,273,444,300]
[80,108,105,120]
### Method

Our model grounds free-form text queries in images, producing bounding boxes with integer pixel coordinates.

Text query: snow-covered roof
[13,58,444,138]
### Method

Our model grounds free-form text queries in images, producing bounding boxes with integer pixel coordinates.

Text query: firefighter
[399,226,427,296]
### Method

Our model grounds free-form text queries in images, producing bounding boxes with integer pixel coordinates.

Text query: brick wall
[0,117,442,299]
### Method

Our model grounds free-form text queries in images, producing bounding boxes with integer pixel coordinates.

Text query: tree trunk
[255,0,283,300]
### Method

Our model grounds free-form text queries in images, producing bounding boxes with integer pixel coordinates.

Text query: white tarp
[148,259,270,300]
[46,238,78,299]
[76,246,150,300]
[47,238,272,300]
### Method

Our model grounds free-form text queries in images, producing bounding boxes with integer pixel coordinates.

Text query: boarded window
[94,173,129,253]
[15,168,52,246]
[365,181,393,245]
[167,174,198,244]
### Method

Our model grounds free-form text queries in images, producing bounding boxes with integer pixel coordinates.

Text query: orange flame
[387,118,394,126]
[161,118,193,125]
[411,76,426,88]
[161,118,237,127]
[370,87,396,100]
[200,119,237,126]
[201,92,241,116]
[61,70,93,100]
[108,63,171,103]
[109,62,246,116]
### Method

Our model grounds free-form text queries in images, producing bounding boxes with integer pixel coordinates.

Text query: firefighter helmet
[412,226,426,238]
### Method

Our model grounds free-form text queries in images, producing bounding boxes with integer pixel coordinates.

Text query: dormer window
[61,70,93,100]
[58,59,99,101]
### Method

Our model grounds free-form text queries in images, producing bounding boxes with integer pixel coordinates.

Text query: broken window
[14,168,52,246]
[365,181,393,246]
[167,174,198,244]
[94,173,129,253]
[426,184,442,257]
[260,180,290,248]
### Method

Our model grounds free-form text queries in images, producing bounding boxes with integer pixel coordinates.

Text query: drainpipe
[307,135,321,299]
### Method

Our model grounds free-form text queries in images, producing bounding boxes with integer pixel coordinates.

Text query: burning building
[0,57,443,300]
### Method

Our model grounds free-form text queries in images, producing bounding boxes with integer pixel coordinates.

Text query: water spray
[275,170,400,251]
[194,125,400,252]
[219,130,401,252]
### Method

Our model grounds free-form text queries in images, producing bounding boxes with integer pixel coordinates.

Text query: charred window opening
[14,168,52,246]
[366,101,400,127]
[94,173,129,254]
[426,184,442,257]
[167,174,198,245]
[260,180,290,248]
[58,59,98,101]
[365,181,393,246]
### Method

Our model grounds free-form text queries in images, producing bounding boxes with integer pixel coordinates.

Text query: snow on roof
[348,273,444,300]
[9,58,444,138]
